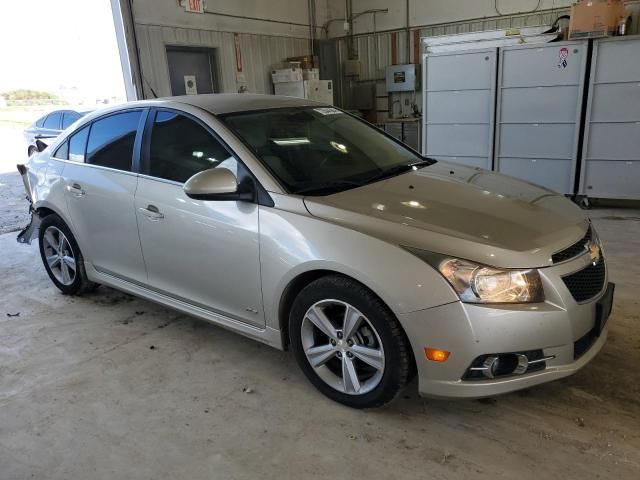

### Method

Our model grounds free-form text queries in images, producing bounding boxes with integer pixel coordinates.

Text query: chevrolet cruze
[16,94,614,408]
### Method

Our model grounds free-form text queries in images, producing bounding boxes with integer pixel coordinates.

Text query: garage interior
[2,0,640,478]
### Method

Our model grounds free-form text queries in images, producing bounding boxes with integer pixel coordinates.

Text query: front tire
[38,214,98,295]
[289,275,411,408]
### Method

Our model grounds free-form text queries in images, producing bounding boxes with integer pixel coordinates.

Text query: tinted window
[43,112,62,130]
[54,140,69,160]
[86,111,141,171]
[69,126,90,162]
[62,111,82,129]
[35,115,47,128]
[147,110,237,183]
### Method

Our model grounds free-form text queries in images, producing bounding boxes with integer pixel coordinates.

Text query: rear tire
[289,275,411,408]
[38,214,98,295]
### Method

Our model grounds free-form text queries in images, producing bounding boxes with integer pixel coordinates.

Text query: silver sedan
[17,94,614,408]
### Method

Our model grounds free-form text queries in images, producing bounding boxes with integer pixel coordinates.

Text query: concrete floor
[1,184,639,478]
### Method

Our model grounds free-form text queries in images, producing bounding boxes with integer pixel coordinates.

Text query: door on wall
[166,47,218,96]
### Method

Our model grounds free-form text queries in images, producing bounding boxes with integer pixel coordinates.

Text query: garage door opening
[166,46,219,96]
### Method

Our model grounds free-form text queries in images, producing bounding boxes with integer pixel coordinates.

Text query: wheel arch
[33,201,72,227]
[32,201,80,246]
[278,268,418,382]
[278,269,405,350]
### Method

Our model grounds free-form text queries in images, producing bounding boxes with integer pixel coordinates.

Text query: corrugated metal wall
[337,8,571,82]
[134,23,310,98]
[335,7,575,115]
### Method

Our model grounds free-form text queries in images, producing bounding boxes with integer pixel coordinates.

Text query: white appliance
[304,80,333,104]
[273,79,333,105]
[274,81,305,98]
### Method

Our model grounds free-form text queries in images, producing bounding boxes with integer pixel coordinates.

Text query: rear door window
[86,111,142,171]
[43,112,62,130]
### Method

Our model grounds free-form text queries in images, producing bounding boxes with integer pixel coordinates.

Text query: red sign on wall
[185,0,204,14]
[234,33,243,73]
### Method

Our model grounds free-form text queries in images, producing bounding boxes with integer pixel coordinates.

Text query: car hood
[303,161,588,268]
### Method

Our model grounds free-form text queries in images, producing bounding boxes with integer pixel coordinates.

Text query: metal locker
[422,48,497,170]
[384,123,403,141]
[495,41,588,194]
[580,36,640,200]
[403,122,422,151]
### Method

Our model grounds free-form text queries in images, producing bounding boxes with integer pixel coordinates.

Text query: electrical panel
[385,64,417,92]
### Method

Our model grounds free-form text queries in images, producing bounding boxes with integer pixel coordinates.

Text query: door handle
[67,183,85,197]
[139,204,164,220]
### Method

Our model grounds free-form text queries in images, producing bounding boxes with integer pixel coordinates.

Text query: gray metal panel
[426,124,491,157]
[499,124,576,159]
[425,90,491,124]
[592,39,640,84]
[495,41,588,194]
[589,84,640,123]
[425,51,495,91]
[499,86,580,123]
[581,161,640,199]
[500,42,586,87]
[499,158,573,194]
[586,123,640,161]
[422,48,496,170]
[579,35,640,199]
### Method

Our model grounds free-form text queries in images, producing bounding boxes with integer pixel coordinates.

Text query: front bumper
[399,253,612,399]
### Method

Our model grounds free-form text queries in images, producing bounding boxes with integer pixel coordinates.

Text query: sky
[0,0,126,99]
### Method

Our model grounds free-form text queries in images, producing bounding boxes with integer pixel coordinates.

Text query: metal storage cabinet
[403,122,421,151]
[422,48,497,169]
[384,123,403,142]
[580,36,640,200]
[495,41,588,194]
[385,121,422,151]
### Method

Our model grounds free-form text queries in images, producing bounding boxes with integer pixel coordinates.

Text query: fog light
[425,348,450,362]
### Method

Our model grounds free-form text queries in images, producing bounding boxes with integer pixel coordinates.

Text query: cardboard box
[569,0,628,39]
[286,55,319,70]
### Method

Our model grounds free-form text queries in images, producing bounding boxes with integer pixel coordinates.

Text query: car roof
[155,93,323,115]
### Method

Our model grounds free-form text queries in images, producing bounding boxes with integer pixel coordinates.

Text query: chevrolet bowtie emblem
[587,241,601,266]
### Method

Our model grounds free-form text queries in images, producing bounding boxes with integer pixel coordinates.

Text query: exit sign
[185,0,204,14]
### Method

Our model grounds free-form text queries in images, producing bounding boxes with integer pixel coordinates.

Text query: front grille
[552,226,592,263]
[562,260,606,303]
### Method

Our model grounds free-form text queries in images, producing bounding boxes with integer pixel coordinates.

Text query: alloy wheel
[300,299,385,395]
[42,226,77,286]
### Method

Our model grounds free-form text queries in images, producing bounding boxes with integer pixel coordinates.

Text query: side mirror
[183,168,254,202]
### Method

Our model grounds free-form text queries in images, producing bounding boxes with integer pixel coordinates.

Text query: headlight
[404,247,544,304]
[438,258,544,304]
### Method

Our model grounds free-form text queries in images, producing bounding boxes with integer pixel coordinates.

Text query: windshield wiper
[363,159,433,185]
[293,180,364,196]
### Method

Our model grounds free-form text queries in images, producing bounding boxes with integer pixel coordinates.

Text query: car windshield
[220,107,435,195]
